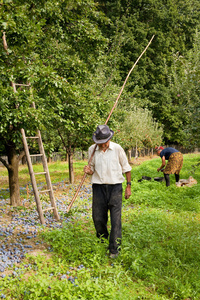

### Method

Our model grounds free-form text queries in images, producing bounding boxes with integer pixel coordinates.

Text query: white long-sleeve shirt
[88,141,132,184]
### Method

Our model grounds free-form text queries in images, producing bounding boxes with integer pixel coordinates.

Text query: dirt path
[0,179,93,275]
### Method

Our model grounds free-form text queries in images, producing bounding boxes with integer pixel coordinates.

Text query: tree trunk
[68,148,74,184]
[6,144,22,206]
[22,154,26,164]
[47,155,52,163]
[128,149,132,163]
[82,151,85,160]
[135,141,138,160]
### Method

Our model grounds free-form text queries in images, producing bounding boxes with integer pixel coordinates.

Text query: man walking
[84,125,132,258]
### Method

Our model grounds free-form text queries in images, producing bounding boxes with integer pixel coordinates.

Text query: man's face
[98,140,110,151]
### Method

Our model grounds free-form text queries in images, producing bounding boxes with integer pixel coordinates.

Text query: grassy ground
[0,154,200,299]
[0,160,87,188]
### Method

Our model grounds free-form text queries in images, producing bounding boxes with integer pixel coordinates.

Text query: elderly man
[84,125,132,258]
[156,146,183,187]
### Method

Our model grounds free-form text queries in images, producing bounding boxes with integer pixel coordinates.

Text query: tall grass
[1,153,200,299]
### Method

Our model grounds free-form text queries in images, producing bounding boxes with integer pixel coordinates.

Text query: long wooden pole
[66,35,155,213]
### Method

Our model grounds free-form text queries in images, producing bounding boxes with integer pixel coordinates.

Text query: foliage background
[1,0,200,153]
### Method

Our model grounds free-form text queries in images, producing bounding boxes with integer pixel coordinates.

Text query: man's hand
[125,185,131,199]
[84,165,93,175]
[157,168,160,172]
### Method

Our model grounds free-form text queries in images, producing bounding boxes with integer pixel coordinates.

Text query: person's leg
[164,174,170,187]
[108,184,122,254]
[175,173,179,182]
[92,184,109,240]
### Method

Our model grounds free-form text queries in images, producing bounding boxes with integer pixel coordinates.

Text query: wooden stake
[66,35,155,213]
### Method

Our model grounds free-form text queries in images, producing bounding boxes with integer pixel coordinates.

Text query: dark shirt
[160,147,179,160]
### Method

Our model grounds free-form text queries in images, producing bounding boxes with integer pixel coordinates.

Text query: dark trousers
[92,183,122,254]
[164,174,180,187]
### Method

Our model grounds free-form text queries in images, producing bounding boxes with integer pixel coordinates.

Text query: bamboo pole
[66,35,155,213]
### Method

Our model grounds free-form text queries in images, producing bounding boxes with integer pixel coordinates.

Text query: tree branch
[0,157,9,169]
[18,150,26,162]
[2,31,9,54]
[57,128,67,150]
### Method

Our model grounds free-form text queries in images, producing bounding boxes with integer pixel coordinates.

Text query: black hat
[92,125,114,144]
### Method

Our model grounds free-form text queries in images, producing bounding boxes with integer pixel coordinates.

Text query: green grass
[0,159,87,189]
[1,153,200,299]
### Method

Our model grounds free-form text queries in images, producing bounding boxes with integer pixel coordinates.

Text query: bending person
[156,146,183,187]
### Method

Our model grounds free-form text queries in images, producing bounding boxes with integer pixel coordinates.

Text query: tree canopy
[1,0,200,204]
[114,106,163,152]
[0,0,110,203]
[96,0,200,144]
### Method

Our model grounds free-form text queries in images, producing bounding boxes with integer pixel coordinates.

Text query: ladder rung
[34,172,46,175]
[39,189,51,193]
[30,154,43,157]
[43,207,55,212]
[26,136,39,139]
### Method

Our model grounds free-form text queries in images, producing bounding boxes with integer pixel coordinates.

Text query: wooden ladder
[13,83,60,224]
[21,128,60,224]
